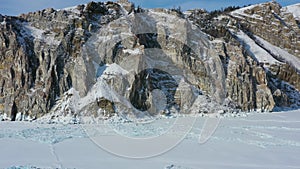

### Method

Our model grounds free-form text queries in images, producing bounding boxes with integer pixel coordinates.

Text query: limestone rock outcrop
[0,1,300,121]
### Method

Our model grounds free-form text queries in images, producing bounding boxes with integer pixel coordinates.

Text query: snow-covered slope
[231,2,300,21]
[233,30,281,66]
[283,3,300,20]
[230,3,264,20]
[254,35,300,69]
[233,29,300,70]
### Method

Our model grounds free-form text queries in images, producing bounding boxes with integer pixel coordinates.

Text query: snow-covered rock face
[62,10,227,120]
[187,1,300,112]
[227,2,300,110]
[0,1,300,121]
[283,3,300,20]
[0,1,125,121]
[230,2,300,58]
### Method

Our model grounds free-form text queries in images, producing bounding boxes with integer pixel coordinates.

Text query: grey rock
[0,1,300,121]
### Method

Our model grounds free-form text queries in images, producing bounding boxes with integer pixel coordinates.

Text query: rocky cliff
[187,1,300,112]
[0,1,299,122]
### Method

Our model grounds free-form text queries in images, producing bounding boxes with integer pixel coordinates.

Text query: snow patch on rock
[283,3,300,20]
[254,35,300,70]
[233,30,280,66]
[20,22,61,45]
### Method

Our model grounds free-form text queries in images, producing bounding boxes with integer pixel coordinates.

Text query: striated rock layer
[0,1,299,121]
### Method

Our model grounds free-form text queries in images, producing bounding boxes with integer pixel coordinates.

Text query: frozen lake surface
[1,110,300,169]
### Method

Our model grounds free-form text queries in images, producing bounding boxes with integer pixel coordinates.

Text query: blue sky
[0,0,299,16]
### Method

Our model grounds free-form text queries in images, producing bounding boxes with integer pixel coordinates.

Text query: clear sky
[0,0,299,16]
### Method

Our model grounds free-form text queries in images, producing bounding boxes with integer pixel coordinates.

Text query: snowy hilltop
[0,0,300,122]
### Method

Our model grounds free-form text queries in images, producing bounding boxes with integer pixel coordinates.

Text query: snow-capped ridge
[283,3,300,20]
[20,22,61,45]
[61,5,84,14]
[230,1,280,20]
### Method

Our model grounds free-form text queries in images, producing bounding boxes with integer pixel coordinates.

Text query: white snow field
[1,110,300,169]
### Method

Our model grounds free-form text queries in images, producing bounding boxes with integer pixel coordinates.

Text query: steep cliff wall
[0,1,299,121]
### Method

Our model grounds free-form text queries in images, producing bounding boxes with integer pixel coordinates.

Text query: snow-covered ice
[1,110,300,169]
